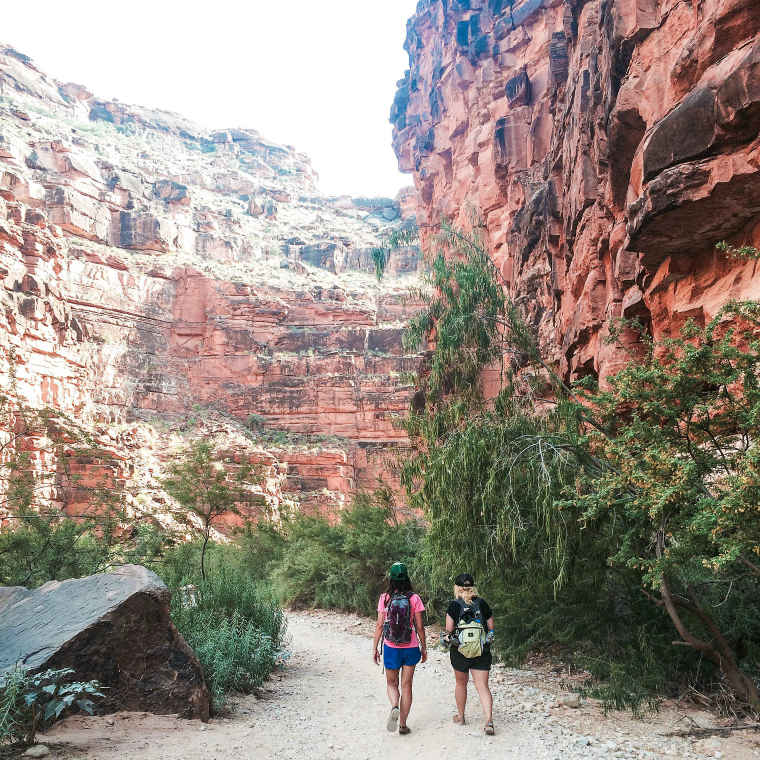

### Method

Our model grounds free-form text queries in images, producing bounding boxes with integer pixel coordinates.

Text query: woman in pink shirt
[372,562,427,735]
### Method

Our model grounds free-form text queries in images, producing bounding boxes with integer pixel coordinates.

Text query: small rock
[576,736,590,746]
[558,695,581,708]
[25,747,50,758]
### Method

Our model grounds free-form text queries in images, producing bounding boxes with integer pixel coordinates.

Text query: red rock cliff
[392,0,760,381]
[0,45,424,513]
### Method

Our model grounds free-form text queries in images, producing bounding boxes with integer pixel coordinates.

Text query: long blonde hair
[454,584,478,605]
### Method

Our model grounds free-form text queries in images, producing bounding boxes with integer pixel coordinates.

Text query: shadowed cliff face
[392,0,760,383]
[0,44,423,514]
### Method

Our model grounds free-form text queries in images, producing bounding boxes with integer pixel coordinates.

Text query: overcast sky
[2,0,418,198]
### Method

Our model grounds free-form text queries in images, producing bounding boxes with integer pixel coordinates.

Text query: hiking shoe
[386,706,400,732]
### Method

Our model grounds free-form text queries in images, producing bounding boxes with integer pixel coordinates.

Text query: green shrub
[159,550,286,711]
[270,490,426,616]
[175,612,279,707]
[245,413,266,432]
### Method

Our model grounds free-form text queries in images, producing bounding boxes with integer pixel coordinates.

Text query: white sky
[2,0,418,198]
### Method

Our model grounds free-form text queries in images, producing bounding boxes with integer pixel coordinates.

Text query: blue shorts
[383,644,421,670]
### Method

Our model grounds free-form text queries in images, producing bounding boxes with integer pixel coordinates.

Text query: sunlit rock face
[0,44,424,514]
[392,0,760,383]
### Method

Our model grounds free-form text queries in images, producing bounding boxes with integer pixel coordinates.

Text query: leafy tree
[161,441,254,579]
[572,304,760,702]
[399,222,760,707]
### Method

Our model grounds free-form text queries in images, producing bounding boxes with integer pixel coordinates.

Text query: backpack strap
[384,591,413,620]
[457,597,485,624]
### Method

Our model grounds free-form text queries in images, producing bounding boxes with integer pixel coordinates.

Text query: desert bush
[159,549,287,711]
[174,612,280,708]
[270,489,425,616]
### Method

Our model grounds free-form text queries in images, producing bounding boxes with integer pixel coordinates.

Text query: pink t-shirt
[378,592,425,649]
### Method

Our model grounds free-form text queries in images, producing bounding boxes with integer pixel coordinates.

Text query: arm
[373,609,384,664]
[445,613,456,633]
[414,611,427,663]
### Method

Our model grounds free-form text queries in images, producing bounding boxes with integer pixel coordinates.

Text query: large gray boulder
[0,565,209,720]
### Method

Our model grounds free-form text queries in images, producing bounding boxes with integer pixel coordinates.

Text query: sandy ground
[39,611,760,760]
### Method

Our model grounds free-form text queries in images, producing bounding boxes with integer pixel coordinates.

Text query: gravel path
[43,610,758,760]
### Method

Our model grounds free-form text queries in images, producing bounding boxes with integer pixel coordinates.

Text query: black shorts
[450,645,492,672]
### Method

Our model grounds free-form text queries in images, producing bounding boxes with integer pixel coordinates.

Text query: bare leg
[385,669,400,708]
[471,669,493,724]
[454,670,469,721]
[399,664,416,727]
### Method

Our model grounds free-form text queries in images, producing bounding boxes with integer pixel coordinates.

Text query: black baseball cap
[455,573,475,587]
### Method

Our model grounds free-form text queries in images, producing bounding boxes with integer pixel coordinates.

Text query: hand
[421,648,428,663]
[373,648,381,665]
[485,631,495,644]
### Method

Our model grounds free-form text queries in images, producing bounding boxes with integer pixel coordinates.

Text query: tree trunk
[655,531,757,703]
[201,531,209,581]
[659,573,758,703]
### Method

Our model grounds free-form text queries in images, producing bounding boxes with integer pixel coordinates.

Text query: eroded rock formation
[392,0,760,381]
[0,44,424,513]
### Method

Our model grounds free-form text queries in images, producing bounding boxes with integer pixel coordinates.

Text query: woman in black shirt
[445,573,495,735]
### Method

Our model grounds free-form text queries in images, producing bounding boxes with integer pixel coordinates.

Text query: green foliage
[179,613,281,708]
[387,223,420,250]
[245,413,266,432]
[403,221,507,403]
[716,241,760,261]
[158,547,287,711]
[161,441,255,579]
[116,122,137,137]
[370,247,389,281]
[269,489,425,616]
[0,668,104,747]
[400,222,760,711]
[570,303,760,702]
[372,223,420,281]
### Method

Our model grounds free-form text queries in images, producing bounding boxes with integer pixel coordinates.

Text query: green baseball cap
[389,562,408,581]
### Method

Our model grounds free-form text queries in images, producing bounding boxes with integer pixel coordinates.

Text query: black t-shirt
[446,598,493,627]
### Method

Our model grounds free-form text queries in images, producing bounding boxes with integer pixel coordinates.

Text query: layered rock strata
[392,0,760,381]
[0,44,423,514]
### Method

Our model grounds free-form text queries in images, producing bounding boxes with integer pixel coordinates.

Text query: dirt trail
[43,611,759,760]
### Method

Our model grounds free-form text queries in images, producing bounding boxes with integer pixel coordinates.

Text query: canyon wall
[0,44,423,516]
[392,0,760,381]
